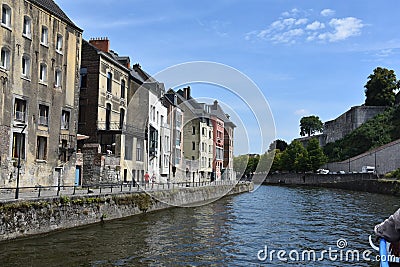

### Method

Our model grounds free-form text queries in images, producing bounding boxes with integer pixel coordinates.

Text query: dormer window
[23,16,32,38]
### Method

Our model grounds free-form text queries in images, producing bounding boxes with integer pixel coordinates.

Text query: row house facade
[0,0,82,187]
[164,91,185,182]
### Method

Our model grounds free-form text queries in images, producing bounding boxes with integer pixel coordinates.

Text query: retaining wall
[0,182,253,242]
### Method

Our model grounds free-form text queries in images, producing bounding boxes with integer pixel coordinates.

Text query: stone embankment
[261,173,400,196]
[0,182,253,242]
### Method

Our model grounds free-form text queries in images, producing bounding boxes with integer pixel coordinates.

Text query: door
[75,166,81,186]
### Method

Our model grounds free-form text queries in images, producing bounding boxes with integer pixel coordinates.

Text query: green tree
[233,155,248,175]
[268,139,288,152]
[306,138,327,172]
[280,140,310,172]
[365,67,399,106]
[300,115,323,137]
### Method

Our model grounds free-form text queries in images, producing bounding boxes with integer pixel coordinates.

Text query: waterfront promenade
[0,180,240,202]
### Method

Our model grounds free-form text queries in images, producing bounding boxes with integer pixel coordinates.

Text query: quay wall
[0,182,253,242]
[263,173,400,196]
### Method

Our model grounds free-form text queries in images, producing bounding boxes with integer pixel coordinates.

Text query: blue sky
[57,0,400,155]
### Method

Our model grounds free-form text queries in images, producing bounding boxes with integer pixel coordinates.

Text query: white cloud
[321,9,335,17]
[294,109,309,116]
[296,18,308,25]
[306,21,325,30]
[246,9,363,44]
[318,17,364,42]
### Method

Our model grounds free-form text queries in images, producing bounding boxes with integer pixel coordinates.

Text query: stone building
[208,101,224,181]
[78,38,130,184]
[295,105,387,147]
[0,0,82,187]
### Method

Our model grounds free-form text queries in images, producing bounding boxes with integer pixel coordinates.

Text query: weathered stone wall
[324,105,387,144]
[264,172,376,185]
[0,182,253,241]
[325,139,400,175]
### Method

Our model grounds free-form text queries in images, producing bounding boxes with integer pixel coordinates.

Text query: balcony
[97,121,125,133]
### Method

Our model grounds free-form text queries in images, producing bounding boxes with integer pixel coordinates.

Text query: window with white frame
[0,47,10,69]
[14,99,26,122]
[21,55,31,78]
[36,136,47,160]
[136,140,143,162]
[106,72,112,92]
[56,34,63,53]
[61,110,70,130]
[39,63,47,83]
[22,16,31,38]
[1,5,11,28]
[38,104,49,126]
[55,69,62,87]
[40,26,48,45]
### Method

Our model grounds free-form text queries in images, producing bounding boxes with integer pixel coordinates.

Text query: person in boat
[375,209,400,266]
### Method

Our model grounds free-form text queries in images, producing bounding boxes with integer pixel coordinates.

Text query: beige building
[0,0,82,187]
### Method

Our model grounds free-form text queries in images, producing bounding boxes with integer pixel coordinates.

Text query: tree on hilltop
[365,67,399,106]
[300,115,323,137]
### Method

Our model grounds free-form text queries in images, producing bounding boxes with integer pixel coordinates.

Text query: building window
[12,133,25,159]
[21,55,31,78]
[55,69,62,87]
[119,108,125,130]
[192,141,195,150]
[0,47,10,70]
[22,16,32,38]
[41,26,48,45]
[209,158,211,168]
[61,110,70,130]
[120,79,125,98]
[38,104,49,126]
[39,63,47,83]
[106,72,112,92]
[136,140,143,162]
[124,137,133,160]
[80,68,87,88]
[209,130,212,138]
[1,5,11,28]
[192,126,195,135]
[14,99,26,122]
[56,34,63,53]
[36,136,47,160]
[105,103,111,130]
[152,106,155,121]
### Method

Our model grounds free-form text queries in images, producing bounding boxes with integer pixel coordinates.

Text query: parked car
[338,171,346,174]
[317,169,329,174]
[362,166,375,173]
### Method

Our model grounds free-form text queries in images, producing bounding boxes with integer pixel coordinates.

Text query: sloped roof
[29,0,81,31]
[208,102,236,127]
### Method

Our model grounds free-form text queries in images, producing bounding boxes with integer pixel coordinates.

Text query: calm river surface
[1,185,399,266]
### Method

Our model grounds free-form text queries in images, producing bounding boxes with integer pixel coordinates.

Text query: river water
[1,185,399,267]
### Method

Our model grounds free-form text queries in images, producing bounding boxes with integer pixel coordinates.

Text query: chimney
[89,37,110,53]
[213,100,218,109]
[183,86,191,100]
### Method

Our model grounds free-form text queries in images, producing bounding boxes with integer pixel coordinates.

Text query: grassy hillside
[324,105,400,162]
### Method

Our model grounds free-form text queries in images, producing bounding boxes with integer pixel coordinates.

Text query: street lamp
[15,124,27,199]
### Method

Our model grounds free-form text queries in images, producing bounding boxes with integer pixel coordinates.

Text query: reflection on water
[0,186,399,266]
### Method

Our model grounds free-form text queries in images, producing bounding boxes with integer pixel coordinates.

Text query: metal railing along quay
[0,180,241,202]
